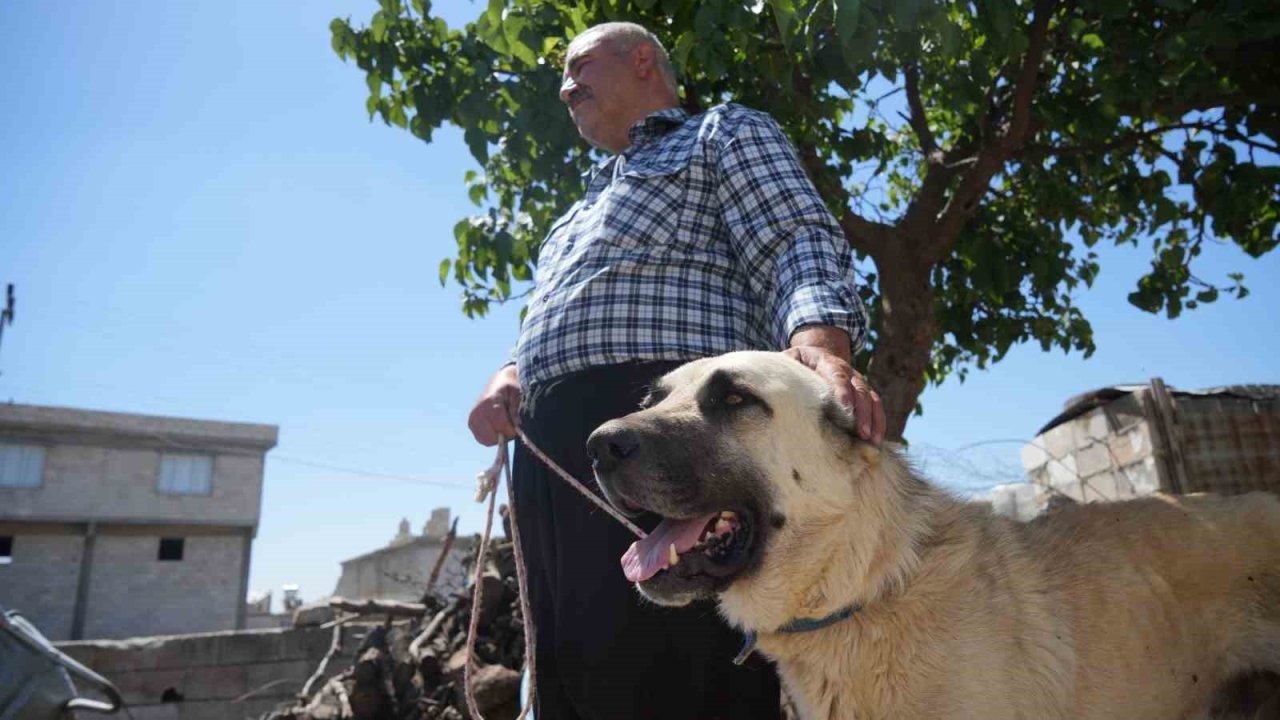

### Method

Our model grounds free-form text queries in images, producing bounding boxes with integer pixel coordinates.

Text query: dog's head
[588,351,877,611]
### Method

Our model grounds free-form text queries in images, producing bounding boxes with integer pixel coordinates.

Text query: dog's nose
[586,424,640,474]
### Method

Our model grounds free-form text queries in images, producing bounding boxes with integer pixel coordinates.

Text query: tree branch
[796,140,897,258]
[928,0,1058,264]
[899,63,962,244]
[1024,120,1219,159]
[1119,90,1280,125]
[904,64,938,158]
[1221,127,1280,155]
[839,208,898,258]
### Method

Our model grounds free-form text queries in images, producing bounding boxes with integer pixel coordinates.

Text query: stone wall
[1021,392,1161,510]
[58,625,363,720]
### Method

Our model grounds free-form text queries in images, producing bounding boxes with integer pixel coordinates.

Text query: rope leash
[464,438,533,720]
[512,428,647,539]
[464,429,644,719]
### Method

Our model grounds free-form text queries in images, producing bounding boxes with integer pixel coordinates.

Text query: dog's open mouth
[622,509,756,584]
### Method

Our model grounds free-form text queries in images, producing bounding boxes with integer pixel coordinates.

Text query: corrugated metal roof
[1038,383,1280,435]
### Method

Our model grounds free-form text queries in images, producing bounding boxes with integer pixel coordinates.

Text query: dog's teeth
[668,543,679,566]
[715,519,733,536]
[721,511,736,520]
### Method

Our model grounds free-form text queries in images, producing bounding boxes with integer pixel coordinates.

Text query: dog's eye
[640,387,669,409]
[725,392,745,406]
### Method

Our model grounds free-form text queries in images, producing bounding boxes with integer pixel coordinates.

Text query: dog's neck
[728,449,969,719]
[720,444,944,634]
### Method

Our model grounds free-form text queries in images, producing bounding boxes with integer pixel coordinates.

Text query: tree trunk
[867,245,937,442]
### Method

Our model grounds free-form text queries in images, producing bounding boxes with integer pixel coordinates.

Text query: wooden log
[328,596,428,618]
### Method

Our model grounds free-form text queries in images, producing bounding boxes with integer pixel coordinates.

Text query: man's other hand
[784,338,885,445]
[468,364,522,446]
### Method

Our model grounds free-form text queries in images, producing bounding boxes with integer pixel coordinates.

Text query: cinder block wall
[85,534,247,639]
[6,445,264,526]
[0,534,84,639]
[58,625,361,720]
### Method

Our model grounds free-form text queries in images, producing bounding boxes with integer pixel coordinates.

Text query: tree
[331,0,1279,440]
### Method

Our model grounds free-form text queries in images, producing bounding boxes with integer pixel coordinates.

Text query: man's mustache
[568,85,594,109]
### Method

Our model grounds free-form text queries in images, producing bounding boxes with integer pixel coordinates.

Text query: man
[467,22,885,719]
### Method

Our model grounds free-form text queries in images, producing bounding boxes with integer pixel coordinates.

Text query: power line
[269,453,473,490]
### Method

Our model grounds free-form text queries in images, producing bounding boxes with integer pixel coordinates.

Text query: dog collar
[732,604,862,665]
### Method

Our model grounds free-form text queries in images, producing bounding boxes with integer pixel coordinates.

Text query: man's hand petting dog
[784,345,885,444]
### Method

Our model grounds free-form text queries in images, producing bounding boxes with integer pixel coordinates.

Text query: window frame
[0,443,46,489]
[157,453,214,496]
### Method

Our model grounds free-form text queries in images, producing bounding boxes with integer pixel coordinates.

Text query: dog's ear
[821,395,859,439]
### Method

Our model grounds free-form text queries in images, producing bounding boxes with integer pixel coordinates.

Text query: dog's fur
[589,351,1280,719]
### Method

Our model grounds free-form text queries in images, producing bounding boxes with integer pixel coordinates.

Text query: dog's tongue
[622,513,718,583]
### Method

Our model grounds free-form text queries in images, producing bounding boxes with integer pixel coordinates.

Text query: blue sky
[3,1,1277,607]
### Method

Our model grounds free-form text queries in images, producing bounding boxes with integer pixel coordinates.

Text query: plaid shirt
[516,103,867,389]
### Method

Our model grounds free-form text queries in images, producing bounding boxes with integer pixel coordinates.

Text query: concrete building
[1019,380,1280,515]
[333,508,473,602]
[0,402,277,641]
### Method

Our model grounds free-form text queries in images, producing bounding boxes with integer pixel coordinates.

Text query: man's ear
[633,42,655,78]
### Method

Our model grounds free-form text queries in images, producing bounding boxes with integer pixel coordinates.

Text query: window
[158,538,184,561]
[0,444,44,488]
[158,454,212,495]
[0,536,12,565]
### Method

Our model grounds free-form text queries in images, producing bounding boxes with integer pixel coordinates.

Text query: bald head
[569,23,679,98]
[559,22,681,153]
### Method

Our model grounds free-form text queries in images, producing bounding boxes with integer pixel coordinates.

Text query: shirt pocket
[593,150,694,252]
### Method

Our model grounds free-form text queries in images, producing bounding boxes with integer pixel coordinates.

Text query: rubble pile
[266,539,526,720]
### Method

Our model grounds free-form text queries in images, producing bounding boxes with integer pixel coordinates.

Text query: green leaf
[504,15,539,67]
[834,0,861,50]
[475,1,510,54]
[330,19,352,58]
[768,0,798,44]
[464,126,489,164]
[892,0,922,27]
[1081,33,1104,51]
[438,259,451,286]
[1195,287,1219,303]
[371,11,389,42]
[673,31,696,71]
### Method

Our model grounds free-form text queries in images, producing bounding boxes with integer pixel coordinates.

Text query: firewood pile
[264,538,526,720]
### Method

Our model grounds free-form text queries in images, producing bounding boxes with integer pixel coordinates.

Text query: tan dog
[586,351,1280,719]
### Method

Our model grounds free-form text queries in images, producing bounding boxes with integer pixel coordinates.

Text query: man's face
[560,34,638,151]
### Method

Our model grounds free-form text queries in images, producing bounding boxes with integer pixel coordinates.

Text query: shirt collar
[581,108,690,185]
[626,108,689,149]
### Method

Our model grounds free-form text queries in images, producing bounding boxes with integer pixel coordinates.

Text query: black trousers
[513,362,781,720]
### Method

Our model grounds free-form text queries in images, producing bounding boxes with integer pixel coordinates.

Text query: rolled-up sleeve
[715,112,868,355]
